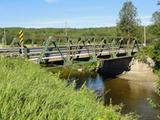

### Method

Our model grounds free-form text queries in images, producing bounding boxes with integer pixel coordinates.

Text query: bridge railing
[0,36,142,64]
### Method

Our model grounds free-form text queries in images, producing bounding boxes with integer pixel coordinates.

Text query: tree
[148,2,160,119]
[117,0,139,40]
[153,1,160,27]
[151,0,160,37]
[152,11,160,24]
[151,11,160,37]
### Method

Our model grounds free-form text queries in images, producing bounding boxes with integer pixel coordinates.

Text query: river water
[49,67,160,120]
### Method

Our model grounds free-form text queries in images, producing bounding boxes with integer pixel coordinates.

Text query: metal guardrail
[0,44,140,63]
[0,36,143,65]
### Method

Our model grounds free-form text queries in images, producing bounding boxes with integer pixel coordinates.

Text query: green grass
[0,57,136,120]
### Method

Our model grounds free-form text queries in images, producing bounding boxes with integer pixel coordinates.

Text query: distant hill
[0,26,157,45]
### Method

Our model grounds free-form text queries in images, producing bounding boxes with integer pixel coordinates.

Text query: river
[48,67,160,120]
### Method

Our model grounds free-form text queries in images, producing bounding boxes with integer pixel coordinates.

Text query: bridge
[0,36,142,66]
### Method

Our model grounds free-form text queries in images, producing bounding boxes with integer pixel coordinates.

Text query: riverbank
[47,60,160,120]
[46,62,97,79]
[0,57,136,120]
[118,58,158,89]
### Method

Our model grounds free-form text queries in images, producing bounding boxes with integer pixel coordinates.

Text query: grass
[0,57,136,120]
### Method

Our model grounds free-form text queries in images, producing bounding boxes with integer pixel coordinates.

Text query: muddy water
[103,78,160,120]
[49,68,160,120]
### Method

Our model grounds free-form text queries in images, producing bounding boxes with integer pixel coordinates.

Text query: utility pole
[143,25,146,46]
[65,21,68,37]
[2,28,6,47]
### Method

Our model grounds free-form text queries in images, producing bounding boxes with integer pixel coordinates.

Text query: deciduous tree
[117,0,139,40]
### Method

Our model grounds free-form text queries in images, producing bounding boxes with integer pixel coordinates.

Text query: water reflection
[65,72,104,93]
[103,78,160,120]
[49,68,160,120]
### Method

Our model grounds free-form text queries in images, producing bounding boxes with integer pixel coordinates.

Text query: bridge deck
[0,36,142,65]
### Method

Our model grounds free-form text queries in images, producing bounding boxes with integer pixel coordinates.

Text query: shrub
[0,57,136,120]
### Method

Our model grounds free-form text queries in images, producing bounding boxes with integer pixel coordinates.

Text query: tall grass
[0,57,136,120]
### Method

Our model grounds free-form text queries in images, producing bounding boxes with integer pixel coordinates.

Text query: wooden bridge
[0,36,142,66]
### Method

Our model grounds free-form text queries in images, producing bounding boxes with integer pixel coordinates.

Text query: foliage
[0,25,157,46]
[135,46,155,61]
[152,11,160,24]
[0,57,136,120]
[0,27,118,46]
[0,26,147,46]
[153,1,160,97]
[136,43,160,119]
[136,40,160,69]
[150,0,160,40]
[0,1,160,45]
[117,0,139,40]
[147,98,158,109]
[155,70,160,117]
[151,11,160,38]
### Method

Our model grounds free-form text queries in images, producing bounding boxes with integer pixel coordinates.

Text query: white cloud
[140,16,152,25]
[25,16,116,28]
[1,15,152,28]
[44,0,57,3]
[1,16,116,28]
[140,16,152,19]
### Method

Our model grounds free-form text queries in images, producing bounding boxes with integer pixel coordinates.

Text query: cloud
[140,16,152,25]
[140,15,152,20]
[1,16,117,28]
[1,15,152,28]
[44,0,57,3]
[18,16,116,28]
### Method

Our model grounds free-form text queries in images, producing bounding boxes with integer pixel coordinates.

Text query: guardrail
[0,44,141,63]
[0,36,143,65]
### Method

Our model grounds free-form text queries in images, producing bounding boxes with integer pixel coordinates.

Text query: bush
[0,57,136,120]
[136,45,160,119]
[135,45,160,69]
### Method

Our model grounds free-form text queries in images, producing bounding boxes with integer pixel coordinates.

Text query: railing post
[65,37,73,65]
[89,37,97,62]
[127,39,131,56]
[37,36,52,64]
[111,39,116,58]
[10,38,20,47]
[23,46,29,59]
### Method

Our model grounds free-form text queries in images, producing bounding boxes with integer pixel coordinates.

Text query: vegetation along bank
[0,57,137,120]
[133,42,160,118]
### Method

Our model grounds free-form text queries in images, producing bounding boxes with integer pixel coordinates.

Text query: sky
[0,0,159,28]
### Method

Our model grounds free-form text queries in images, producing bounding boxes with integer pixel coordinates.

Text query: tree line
[0,0,159,45]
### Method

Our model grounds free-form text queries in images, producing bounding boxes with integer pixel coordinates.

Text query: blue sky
[0,0,159,28]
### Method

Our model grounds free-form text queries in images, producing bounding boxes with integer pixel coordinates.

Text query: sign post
[19,30,24,55]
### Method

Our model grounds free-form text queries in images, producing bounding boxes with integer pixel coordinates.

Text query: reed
[0,57,136,120]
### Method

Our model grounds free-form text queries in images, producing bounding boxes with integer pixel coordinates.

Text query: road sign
[19,30,24,46]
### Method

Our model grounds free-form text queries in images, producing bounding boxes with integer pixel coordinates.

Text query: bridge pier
[97,56,133,77]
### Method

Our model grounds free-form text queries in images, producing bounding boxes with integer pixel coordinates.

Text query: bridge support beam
[97,56,133,77]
